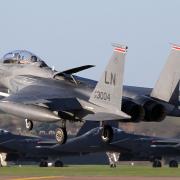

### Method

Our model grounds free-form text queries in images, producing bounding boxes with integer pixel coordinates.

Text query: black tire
[54,160,63,167]
[152,159,162,168]
[25,119,33,131]
[39,161,48,167]
[110,163,116,168]
[55,128,67,144]
[169,160,178,168]
[101,125,113,143]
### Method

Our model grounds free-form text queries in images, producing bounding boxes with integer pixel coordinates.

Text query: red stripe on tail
[172,45,180,51]
[114,47,126,53]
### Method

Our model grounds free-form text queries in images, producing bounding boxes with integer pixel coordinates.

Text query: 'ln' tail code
[89,44,127,110]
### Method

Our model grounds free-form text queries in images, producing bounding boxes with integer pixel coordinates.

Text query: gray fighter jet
[0,44,180,144]
[0,44,130,144]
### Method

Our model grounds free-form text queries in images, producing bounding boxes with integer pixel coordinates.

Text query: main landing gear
[39,160,64,167]
[54,160,64,167]
[55,120,67,144]
[152,159,162,168]
[152,159,179,168]
[25,118,67,144]
[55,128,67,144]
[169,160,178,168]
[101,124,113,143]
[25,119,33,131]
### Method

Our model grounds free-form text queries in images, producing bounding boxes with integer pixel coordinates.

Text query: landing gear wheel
[54,160,63,167]
[110,164,116,168]
[25,119,33,131]
[39,161,48,167]
[169,160,178,168]
[55,128,67,144]
[101,125,113,143]
[152,159,162,168]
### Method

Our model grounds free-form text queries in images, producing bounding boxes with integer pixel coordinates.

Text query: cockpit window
[31,55,38,62]
[2,50,48,68]
[3,59,19,64]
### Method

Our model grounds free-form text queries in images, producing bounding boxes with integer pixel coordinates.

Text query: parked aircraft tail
[89,44,128,112]
[151,44,180,105]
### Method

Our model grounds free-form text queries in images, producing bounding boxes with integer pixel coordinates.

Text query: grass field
[0,165,180,177]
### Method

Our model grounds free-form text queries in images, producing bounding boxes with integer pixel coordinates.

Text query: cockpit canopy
[2,50,48,67]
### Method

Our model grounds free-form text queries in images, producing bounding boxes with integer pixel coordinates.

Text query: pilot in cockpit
[2,50,48,68]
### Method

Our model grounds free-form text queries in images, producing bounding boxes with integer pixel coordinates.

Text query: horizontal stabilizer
[84,111,130,121]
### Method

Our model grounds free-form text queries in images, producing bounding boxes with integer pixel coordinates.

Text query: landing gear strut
[101,124,113,143]
[55,120,67,144]
[25,119,33,131]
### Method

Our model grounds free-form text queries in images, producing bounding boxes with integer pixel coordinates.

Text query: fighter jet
[0,44,180,144]
[52,122,180,168]
[122,44,180,123]
[0,44,130,144]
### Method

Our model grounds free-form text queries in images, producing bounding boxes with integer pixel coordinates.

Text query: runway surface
[0,177,180,180]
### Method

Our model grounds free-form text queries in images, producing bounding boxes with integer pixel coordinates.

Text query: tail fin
[151,44,180,103]
[89,44,127,110]
[76,121,119,137]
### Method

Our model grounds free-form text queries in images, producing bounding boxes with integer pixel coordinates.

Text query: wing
[2,85,82,111]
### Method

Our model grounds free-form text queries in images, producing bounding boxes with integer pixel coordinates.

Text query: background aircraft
[1,121,180,168]
[53,122,180,168]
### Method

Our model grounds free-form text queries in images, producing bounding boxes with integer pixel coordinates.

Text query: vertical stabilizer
[89,44,127,110]
[151,44,180,102]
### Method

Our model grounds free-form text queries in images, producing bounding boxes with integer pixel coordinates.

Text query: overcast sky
[0,0,180,87]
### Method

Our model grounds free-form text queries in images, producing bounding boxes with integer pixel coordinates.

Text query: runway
[0,177,180,180]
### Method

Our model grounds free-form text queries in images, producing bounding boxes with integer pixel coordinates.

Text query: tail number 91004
[94,90,110,101]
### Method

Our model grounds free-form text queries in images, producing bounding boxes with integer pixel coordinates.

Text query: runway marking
[12,176,64,180]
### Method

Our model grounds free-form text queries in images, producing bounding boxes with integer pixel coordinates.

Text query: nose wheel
[25,119,33,131]
[55,128,67,144]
